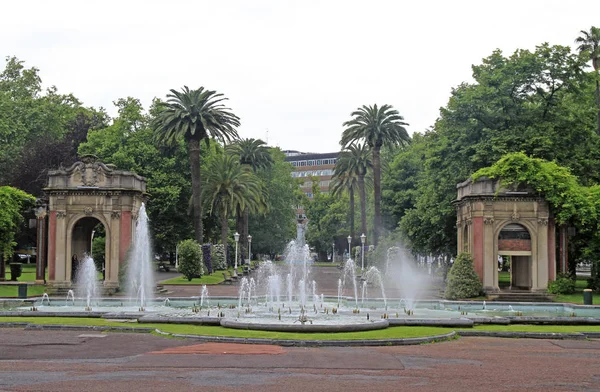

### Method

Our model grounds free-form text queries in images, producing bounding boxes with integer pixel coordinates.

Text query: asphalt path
[0,328,599,391]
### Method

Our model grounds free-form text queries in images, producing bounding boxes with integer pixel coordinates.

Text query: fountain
[66,290,75,306]
[77,255,99,311]
[10,237,600,332]
[127,203,154,309]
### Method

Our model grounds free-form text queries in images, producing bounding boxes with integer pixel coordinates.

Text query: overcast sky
[2,0,599,153]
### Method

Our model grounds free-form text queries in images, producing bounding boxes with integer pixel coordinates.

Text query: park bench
[222,272,233,284]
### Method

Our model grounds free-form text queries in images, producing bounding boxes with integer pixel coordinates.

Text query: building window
[300,161,306,167]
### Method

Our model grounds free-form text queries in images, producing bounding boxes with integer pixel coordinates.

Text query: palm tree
[334,143,372,240]
[226,138,273,256]
[331,172,357,241]
[576,26,600,135]
[341,104,410,245]
[152,86,240,244]
[201,154,266,263]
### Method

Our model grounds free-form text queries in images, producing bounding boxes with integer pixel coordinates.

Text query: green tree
[341,104,410,245]
[334,143,372,239]
[0,57,87,191]
[201,154,266,258]
[331,169,358,240]
[305,183,348,260]
[152,86,241,244]
[576,26,600,134]
[390,44,599,262]
[0,186,35,280]
[445,253,483,300]
[227,138,273,254]
[177,239,204,281]
[247,148,298,258]
[79,98,198,257]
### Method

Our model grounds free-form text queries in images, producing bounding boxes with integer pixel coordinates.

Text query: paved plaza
[1,266,598,391]
[0,329,599,391]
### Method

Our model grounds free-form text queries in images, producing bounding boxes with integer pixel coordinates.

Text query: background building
[283,150,338,221]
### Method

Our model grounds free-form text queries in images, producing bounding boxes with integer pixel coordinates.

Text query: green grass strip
[0,316,451,339]
[1,316,599,339]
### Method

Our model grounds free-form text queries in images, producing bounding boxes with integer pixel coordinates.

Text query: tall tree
[152,86,240,244]
[334,143,372,240]
[331,170,357,240]
[341,104,410,245]
[201,154,266,261]
[226,138,273,254]
[0,186,35,280]
[576,26,600,135]
[247,148,298,258]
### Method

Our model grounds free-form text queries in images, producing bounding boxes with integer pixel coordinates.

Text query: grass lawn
[1,316,599,339]
[160,267,249,285]
[553,276,599,304]
[5,264,48,282]
[312,262,339,267]
[0,285,46,298]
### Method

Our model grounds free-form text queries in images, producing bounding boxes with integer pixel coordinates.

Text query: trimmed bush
[212,244,227,270]
[445,252,483,300]
[177,239,204,281]
[548,273,576,294]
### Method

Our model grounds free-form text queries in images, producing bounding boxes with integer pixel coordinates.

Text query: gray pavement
[0,328,599,391]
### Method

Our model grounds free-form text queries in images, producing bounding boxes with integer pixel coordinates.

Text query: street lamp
[347,235,352,260]
[332,242,335,264]
[360,233,366,274]
[90,230,96,257]
[247,235,252,266]
[234,232,240,276]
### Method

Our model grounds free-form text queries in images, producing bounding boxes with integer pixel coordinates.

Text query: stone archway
[497,223,532,290]
[44,155,146,294]
[456,177,556,293]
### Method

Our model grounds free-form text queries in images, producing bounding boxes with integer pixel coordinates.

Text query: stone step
[490,293,555,302]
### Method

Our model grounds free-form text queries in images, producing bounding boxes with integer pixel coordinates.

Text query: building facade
[456,177,556,292]
[284,150,338,220]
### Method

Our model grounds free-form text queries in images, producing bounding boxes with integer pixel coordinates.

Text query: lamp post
[247,235,252,266]
[234,232,240,276]
[332,242,335,264]
[347,235,352,260]
[360,233,366,274]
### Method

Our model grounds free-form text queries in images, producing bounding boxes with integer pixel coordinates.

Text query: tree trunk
[372,146,382,246]
[0,254,5,281]
[243,207,249,263]
[188,138,203,244]
[358,174,367,238]
[349,187,355,240]
[595,79,600,136]
[221,208,229,267]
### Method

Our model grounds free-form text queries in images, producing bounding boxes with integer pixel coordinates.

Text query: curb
[153,329,458,347]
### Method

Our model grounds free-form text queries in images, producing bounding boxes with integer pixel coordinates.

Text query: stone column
[483,217,496,291]
[48,211,57,281]
[472,217,484,281]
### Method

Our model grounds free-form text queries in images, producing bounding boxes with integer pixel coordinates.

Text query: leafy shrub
[445,252,483,300]
[548,273,575,294]
[177,239,204,281]
[212,244,227,270]
[589,260,600,291]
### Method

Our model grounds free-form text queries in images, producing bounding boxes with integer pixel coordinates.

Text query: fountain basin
[220,318,389,332]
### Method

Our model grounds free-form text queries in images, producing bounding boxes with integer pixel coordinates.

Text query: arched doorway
[498,223,532,290]
[44,155,146,294]
[70,217,107,283]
